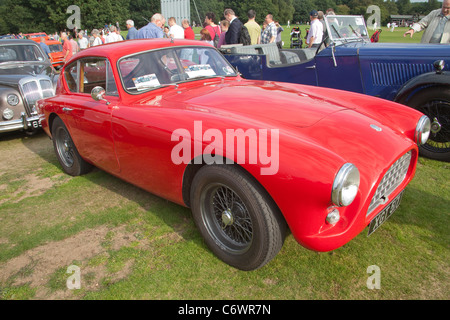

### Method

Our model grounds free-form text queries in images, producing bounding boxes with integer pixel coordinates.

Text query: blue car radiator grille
[370,63,434,86]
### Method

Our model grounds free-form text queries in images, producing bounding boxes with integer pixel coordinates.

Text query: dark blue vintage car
[222,15,450,162]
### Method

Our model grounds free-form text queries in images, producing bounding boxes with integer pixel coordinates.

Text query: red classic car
[45,39,64,69]
[23,32,49,42]
[37,39,431,270]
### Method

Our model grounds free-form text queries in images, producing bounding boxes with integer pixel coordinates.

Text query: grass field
[187,25,422,47]
[1,28,449,301]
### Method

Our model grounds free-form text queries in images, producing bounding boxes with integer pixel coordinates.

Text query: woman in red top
[204,12,221,41]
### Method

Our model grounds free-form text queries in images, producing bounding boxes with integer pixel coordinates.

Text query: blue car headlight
[332,163,360,207]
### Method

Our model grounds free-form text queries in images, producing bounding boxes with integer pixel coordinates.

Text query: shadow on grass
[20,131,204,248]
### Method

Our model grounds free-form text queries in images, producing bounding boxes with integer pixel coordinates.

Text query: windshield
[325,15,369,43]
[0,44,46,64]
[48,44,63,53]
[119,46,237,93]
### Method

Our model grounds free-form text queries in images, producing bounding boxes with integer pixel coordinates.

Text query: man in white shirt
[105,26,122,43]
[306,10,323,48]
[168,17,185,39]
[78,31,88,49]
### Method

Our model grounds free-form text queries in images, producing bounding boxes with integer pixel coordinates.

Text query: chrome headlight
[7,94,19,106]
[332,163,360,207]
[415,115,431,145]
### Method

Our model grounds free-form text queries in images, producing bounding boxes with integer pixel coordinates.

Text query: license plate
[367,191,404,236]
[30,119,40,129]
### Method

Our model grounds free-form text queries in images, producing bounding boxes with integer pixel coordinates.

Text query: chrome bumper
[0,113,41,133]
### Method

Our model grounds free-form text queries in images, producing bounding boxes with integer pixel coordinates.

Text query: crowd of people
[128,9,287,49]
[6,0,448,64]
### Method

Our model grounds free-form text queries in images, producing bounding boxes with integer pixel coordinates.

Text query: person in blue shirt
[39,37,51,59]
[126,19,139,40]
[137,13,165,39]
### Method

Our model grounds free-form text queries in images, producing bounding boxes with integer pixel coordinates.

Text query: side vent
[370,63,434,86]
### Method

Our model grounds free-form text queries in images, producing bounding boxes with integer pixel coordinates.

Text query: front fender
[394,71,450,104]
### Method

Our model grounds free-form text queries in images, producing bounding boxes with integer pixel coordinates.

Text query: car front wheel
[190,164,287,271]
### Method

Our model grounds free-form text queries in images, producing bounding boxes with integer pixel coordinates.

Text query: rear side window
[63,57,118,96]
[64,61,78,92]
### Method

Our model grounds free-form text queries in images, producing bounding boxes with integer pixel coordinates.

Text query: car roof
[71,39,213,62]
[0,39,39,45]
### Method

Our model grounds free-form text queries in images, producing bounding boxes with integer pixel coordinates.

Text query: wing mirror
[91,86,110,105]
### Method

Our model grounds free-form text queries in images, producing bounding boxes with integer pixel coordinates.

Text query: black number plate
[367,191,404,236]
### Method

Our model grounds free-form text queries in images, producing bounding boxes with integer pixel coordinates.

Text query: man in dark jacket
[224,8,243,44]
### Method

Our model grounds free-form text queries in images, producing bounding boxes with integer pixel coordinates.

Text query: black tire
[51,117,92,176]
[407,87,450,162]
[190,164,287,271]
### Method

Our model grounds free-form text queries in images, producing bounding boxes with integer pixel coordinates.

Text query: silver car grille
[367,151,412,216]
[19,76,54,116]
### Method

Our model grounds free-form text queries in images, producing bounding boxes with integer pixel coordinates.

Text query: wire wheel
[54,126,75,168]
[200,183,253,254]
[190,164,286,270]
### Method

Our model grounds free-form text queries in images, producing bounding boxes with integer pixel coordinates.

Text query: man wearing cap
[306,10,323,48]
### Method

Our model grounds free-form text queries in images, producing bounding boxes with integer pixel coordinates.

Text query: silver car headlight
[332,163,360,207]
[415,115,431,145]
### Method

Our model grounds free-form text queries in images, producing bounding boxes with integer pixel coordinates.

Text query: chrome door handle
[62,107,73,112]
[306,65,316,69]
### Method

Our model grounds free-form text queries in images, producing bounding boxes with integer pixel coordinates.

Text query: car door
[315,45,364,93]
[62,57,120,174]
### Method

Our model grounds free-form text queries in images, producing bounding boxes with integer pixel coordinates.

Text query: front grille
[367,151,412,216]
[370,63,433,87]
[19,76,54,116]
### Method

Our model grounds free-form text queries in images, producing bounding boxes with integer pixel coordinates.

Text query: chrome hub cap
[222,209,234,227]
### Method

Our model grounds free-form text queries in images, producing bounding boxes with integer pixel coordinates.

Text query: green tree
[129,0,160,29]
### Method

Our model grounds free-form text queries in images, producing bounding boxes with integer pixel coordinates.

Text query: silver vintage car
[0,39,57,134]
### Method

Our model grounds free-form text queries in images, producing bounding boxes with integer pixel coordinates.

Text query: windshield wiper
[331,25,343,41]
[349,24,360,37]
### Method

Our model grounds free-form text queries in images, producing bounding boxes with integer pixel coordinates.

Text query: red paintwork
[37,39,424,252]
[23,32,49,42]
[45,39,64,69]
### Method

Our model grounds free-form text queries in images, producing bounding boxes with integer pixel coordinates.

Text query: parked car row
[0,18,446,270]
[23,32,64,69]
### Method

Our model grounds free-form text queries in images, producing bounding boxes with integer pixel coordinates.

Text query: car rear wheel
[408,87,450,162]
[190,164,287,271]
[52,117,92,176]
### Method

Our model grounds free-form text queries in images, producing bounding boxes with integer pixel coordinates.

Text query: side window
[65,58,118,96]
[64,61,78,93]
[79,58,107,94]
